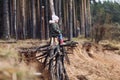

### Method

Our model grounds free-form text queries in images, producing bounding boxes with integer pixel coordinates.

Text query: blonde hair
[52,15,59,21]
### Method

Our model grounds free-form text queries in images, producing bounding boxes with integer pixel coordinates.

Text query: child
[49,15,64,45]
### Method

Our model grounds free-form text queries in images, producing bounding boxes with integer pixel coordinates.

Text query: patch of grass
[72,36,91,43]
[0,40,42,80]
[100,40,120,48]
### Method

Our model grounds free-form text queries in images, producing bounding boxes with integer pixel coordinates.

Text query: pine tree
[3,0,10,39]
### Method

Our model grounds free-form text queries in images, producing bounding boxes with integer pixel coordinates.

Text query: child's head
[49,20,55,24]
[52,15,59,23]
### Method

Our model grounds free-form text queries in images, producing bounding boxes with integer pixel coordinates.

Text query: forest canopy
[91,0,120,24]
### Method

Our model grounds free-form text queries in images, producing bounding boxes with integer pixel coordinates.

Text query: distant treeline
[91,0,120,42]
[91,0,120,24]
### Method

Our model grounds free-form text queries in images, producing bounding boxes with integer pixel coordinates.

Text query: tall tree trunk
[39,0,42,39]
[22,0,26,39]
[27,0,32,38]
[87,0,91,37]
[63,0,67,33]
[16,0,20,39]
[35,0,39,38]
[58,0,62,29]
[54,0,59,15]
[0,0,3,38]
[9,0,13,37]
[69,0,73,40]
[66,0,69,37]
[13,0,18,40]
[36,0,40,38]
[39,0,45,40]
[49,0,55,16]
[31,0,36,39]
[80,0,85,36]
[3,0,10,39]
[45,0,49,39]
[84,0,88,37]
[41,5,45,39]
[19,0,24,39]
[73,0,77,37]
[62,0,66,36]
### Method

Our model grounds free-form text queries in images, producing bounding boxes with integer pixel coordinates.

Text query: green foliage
[92,23,120,43]
[103,24,120,41]
[91,1,120,24]
[91,1,120,42]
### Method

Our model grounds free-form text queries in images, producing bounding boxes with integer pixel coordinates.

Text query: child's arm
[52,23,61,34]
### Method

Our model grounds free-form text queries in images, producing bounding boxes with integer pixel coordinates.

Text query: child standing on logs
[49,15,64,46]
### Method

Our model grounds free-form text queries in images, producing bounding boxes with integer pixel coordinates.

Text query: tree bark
[84,0,88,37]
[9,0,14,37]
[28,0,32,38]
[22,0,26,39]
[3,0,10,39]
[41,6,45,39]
[49,0,55,16]
[62,0,67,37]
[36,0,40,38]
[87,0,91,37]
[69,0,73,40]
[81,0,85,36]
[39,0,42,39]
[45,0,49,39]
[0,0,3,38]
[31,0,36,39]
[73,0,77,37]
[58,0,62,29]
[13,0,18,40]
[66,0,69,38]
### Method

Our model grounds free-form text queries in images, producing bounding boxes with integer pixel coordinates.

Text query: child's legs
[50,37,59,46]
[50,37,54,45]
[58,34,63,40]
[54,37,59,45]
[58,34,64,44]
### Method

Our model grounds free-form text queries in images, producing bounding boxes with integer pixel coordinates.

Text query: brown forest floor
[0,39,120,80]
[66,41,120,80]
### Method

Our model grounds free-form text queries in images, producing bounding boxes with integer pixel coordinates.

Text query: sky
[96,0,120,3]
